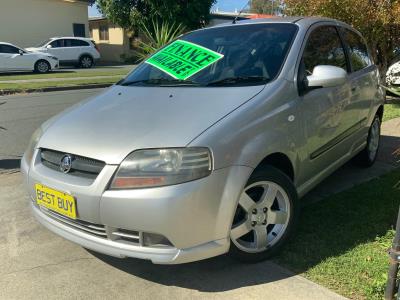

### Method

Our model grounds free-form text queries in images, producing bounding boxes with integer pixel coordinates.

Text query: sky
[88,0,249,17]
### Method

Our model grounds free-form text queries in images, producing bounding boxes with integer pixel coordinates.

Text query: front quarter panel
[189,79,300,184]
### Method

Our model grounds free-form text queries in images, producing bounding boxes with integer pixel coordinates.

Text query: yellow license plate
[35,184,77,219]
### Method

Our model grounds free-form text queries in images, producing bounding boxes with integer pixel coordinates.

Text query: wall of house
[0,0,89,48]
[90,20,137,63]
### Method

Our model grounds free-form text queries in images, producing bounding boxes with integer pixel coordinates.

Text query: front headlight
[24,127,43,166]
[110,148,212,189]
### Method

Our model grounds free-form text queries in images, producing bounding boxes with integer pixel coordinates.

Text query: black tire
[34,60,50,73]
[229,166,299,263]
[80,55,94,68]
[353,116,381,168]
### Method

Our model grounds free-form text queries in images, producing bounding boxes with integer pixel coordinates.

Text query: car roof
[0,42,16,46]
[212,16,351,29]
[49,37,93,41]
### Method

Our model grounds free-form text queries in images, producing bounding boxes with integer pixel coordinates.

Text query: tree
[95,0,216,30]
[249,0,282,15]
[284,0,400,76]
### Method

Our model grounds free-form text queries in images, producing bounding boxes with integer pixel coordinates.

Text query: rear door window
[342,29,371,72]
[64,39,74,47]
[71,40,90,47]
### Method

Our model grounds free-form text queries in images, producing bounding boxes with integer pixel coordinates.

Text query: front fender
[189,79,301,180]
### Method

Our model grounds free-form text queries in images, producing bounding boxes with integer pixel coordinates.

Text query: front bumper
[22,151,252,264]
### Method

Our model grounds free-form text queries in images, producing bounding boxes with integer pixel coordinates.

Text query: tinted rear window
[71,40,90,47]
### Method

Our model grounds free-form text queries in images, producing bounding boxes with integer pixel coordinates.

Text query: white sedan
[0,42,59,73]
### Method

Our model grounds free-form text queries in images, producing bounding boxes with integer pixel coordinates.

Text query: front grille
[40,148,105,179]
[40,207,107,238]
[38,206,174,248]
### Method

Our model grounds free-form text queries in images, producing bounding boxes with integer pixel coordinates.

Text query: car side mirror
[306,65,347,88]
[19,50,24,55]
[46,45,52,49]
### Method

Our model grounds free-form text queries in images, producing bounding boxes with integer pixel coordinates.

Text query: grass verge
[384,103,400,122]
[275,169,400,300]
[0,68,132,81]
[0,77,123,92]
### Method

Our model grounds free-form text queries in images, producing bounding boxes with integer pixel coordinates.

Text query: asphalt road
[0,89,346,299]
[0,89,103,162]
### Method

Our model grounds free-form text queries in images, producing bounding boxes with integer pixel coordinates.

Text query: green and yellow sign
[145,40,224,80]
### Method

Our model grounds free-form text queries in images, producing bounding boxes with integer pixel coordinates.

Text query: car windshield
[35,39,52,47]
[119,23,298,87]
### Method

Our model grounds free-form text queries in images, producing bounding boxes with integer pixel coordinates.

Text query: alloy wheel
[37,61,49,73]
[231,181,291,253]
[368,118,380,161]
[81,57,93,68]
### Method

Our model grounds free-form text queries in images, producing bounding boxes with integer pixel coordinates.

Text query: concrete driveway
[0,172,344,300]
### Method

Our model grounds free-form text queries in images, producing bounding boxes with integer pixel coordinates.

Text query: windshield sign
[146,40,224,80]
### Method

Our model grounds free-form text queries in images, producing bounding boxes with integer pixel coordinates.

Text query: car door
[47,39,67,62]
[0,45,8,71]
[4,46,34,70]
[63,39,81,62]
[0,45,33,70]
[340,28,376,131]
[296,24,352,186]
[70,39,87,61]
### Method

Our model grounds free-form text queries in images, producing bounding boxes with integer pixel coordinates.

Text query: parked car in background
[386,60,400,86]
[26,37,100,68]
[22,17,384,264]
[0,42,58,73]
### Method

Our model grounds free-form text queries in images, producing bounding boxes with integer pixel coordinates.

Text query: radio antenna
[233,0,251,24]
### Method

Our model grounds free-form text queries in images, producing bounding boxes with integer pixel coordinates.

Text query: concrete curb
[0,83,112,96]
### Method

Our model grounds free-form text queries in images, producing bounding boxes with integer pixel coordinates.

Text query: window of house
[73,23,86,37]
[99,25,109,41]
[342,29,371,72]
[129,30,140,50]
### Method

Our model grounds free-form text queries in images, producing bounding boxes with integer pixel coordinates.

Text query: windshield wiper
[120,78,202,87]
[206,76,269,86]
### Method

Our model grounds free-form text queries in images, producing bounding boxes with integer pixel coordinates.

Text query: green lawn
[384,103,400,122]
[0,76,124,92]
[0,66,132,93]
[0,68,132,81]
[275,170,400,299]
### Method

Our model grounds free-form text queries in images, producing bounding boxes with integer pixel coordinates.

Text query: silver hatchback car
[22,17,384,264]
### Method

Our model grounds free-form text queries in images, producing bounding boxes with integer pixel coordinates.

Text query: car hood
[25,47,45,52]
[26,51,51,57]
[38,84,264,164]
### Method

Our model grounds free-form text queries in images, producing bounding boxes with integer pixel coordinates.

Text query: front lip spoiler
[31,202,230,264]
